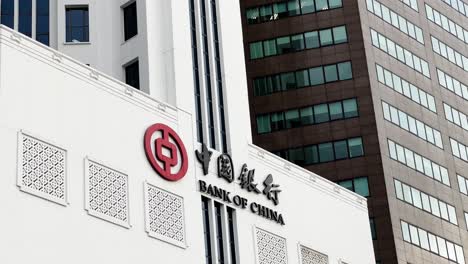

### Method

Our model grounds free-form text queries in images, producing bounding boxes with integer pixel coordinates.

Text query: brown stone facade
[240,0,397,263]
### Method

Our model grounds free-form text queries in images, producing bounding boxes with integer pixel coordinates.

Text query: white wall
[0,26,375,264]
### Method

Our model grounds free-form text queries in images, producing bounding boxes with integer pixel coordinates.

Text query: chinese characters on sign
[195,143,285,225]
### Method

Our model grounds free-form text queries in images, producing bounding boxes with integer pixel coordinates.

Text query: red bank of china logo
[144,123,188,181]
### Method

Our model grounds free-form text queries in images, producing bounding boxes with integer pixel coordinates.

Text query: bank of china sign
[144,123,285,226]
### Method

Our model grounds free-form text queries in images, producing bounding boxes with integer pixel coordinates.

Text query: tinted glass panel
[66,7,89,42]
[314,104,330,123]
[354,177,370,197]
[281,72,296,90]
[324,65,338,82]
[301,0,315,14]
[123,1,138,41]
[287,0,301,15]
[263,39,277,56]
[125,60,140,89]
[36,0,50,45]
[334,140,348,159]
[304,145,319,164]
[291,34,305,51]
[319,28,333,46]
[333,26,347,44]
[309,67,324,85]
[300,107,314,125]
[0,0,14,28]
[338,61,353,80]
[19,0,32,37]
[295,70,310,87]
[277,36,292,54]
[343,99,358,117]
[304,31,320,49]
[329,102,343,120]
[348,138,364,157]
[250,42,264,59]
[285,109,301,128]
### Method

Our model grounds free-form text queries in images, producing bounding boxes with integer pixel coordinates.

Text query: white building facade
[0,0,375,263]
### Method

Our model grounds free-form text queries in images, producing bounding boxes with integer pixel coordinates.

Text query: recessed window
[0,0,14,28]
[369,218,377,240]
[19,0,32,37]
[123,1,138,41]
[125,60,140,90]
[66,6,89,42]
[36,0,50,45]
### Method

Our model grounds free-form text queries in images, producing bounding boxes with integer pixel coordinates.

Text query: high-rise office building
[240,0,468,263]
[0,0,376,263]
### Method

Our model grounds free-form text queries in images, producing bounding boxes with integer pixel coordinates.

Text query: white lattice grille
[86,160,129,227]
[256,228,287,264]
[300,245,328,264]
[19,133,67,204]
[145,183,186,247]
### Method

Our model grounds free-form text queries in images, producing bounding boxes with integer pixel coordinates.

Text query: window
[426,4,468,45]
[124,60,140,90]
[202,197,238,264]
[123,1,138,41]
[253,61,353,96]
[36,0,50,45]
[399,0,418,11]
[245,0,343,25]
[376,65,437,113]
[1,0,14,28]
[255,98,359,134]
[457,174,468,196]
[249,25,348,60]
[66,6,89,42]
[275,137,365,165]
[437,68,468,101]
[369,218,377,240]
[382,101,443,148]
[371,29,430,78]
[439,0,468,18]
[450,138,468,163]
[444,103,468,132]
[19,0,32,37]
[387,139,450,186]
[337,177,370,197]
[401,220,465,264]
[431,36,468,72]
[394,179,458,225]
[367,0,424,44]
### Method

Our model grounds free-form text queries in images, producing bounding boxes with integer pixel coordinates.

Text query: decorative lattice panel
[300,245,328,264]
[85,159,130,228]
[144,182,186,248]
[255,227,288,264]
[18,132,67,205]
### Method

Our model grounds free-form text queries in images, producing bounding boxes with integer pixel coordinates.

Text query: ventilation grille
[144,182,186,248]
[85,159,130,228]
[300,245,328,264]
[18,132,67,205]
[256,227,288,264]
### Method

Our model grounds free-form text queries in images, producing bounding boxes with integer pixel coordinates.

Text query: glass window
[66,6,90,42]
[304,31,320,49]
[370,218,377,240]
[277,36,292,54]
[319,29,333,46]
[287,0,301,16]
[339,180,353,191]
[246,8,260,24]
[0,0,14,28]
[329,102,343,120]
[333,26,347,44]
[334,140,348,160]
[300,107,314,125]
[324,65,338,82]
[259,5,273,22]
[304,145,319,164]
[125,60,140,89]
[281,72,296,90]
[316,0,329,11]
[285,109,301,128]
[343,99,358,118]
[409,225,420,245]
[295,70,310,87]
[411,188,422,209]
[314,104,330,123]
[291,34,305,51]
[123,1,138,41]
[395,180,404,200]
[354,177,370,197]
[402,183,412,203]
[430,197,441,217]
[401,221,411,242]
[269,75,282,92]
[318,142,334,162]
[257,114,271,134]
[19,0,32,37]
[36,0,50,46]
[418,229,430,251]
[428,233,439,254]
[338,61,353,80]
[301,0,315,14]
[273,3,288,19]
[263,39,277,57]
[329,0,343,9]
[421,193,431,212]
[254,78,267,96]
[271,112,285,130]
[309,67,325,85]
[288,147,305,164]
[348,137,364,158]
[250,42,264,59]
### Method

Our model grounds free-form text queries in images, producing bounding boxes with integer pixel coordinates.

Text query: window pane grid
[437,68,468,101]
[382,101,443,148]
[439,0,468,19]
[444,103,468,131]
[367,0,424,44]
[337,177,370,197]
[431,36,468,72]
[387,139,451,186]
[401,220,465,264]
[426,4,468,45]
[371,29,430,78]
[394,179,458,225]
[246,0,343,25]
[253,61,353,96]
[256,98,358,134]
[450,138,468,163]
